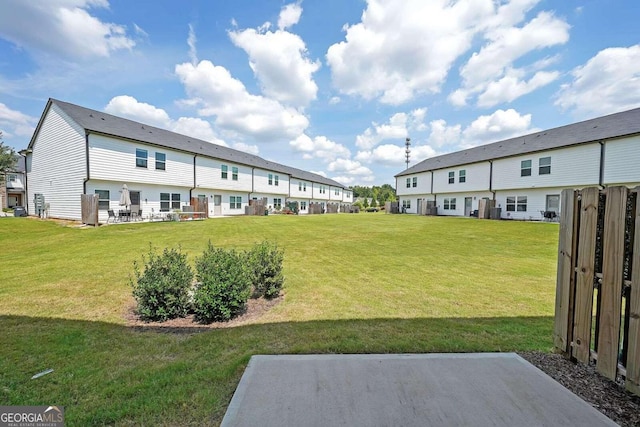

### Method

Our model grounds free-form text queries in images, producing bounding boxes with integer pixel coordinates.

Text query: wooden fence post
[597,186,628,379]
[627,188,640,395]
[554,189,578,354]
[572,187,599,364]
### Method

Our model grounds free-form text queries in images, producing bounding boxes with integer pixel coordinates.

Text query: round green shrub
[247,240,285,299]
[131,246,194,321]
[192,243,251,323]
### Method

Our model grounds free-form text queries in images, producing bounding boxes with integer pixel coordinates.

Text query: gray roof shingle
[37,99,346,188]
[396,107,640,177]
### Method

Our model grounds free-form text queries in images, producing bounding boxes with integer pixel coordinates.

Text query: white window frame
[136,148,148,168]
[448,171,454,184]
[539,157,551,175]
[155,152,166,171]
[459,170,466,183]
[95,190,109,210]
[521,160,532,177]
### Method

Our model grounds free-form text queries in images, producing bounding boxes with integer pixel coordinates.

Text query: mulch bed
[520,351,640,426]
[125,295,283,333]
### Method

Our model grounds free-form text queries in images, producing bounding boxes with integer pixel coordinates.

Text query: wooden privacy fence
[81,194,99,226]
[554,186,640,396]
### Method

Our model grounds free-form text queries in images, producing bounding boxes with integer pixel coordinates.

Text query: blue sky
[1,0,639,186]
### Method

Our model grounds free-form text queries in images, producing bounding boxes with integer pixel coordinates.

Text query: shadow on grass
[2,315,553,425]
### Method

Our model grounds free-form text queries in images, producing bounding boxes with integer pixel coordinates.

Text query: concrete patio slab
[221,353,617,427]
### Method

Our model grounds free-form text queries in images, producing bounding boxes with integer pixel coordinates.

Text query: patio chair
[107,209,118,223]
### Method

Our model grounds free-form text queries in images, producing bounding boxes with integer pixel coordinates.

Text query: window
[506,196,527,212]
[230,196,242,209]
[160,193,180,210]
[95,190,109,210]
[521,160,532,177]
[7,174,17,182]
[402,199,411,209]
[406,178,411,188]
[221,164,228,179]
[274,175,279,186]
[319,186,326,194]
[232,167,238,181]
[539,157,551,175]
[160,193,170,210]
[171,193,181,209]
[335,188,340,196]
[300,201,307,210]
[155,152,166,170]
[136,148,148,168]
[448,171,455,184]
[412,177,417,188]
[273,198,282,210]
[443,198,457,210]
[459,170,466,183]
[268,173,273,185]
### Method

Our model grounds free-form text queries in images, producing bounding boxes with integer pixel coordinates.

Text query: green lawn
[0,214,559,426]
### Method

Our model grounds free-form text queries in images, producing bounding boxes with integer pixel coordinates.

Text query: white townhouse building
[21,99,353,222]
[396,107,640,220]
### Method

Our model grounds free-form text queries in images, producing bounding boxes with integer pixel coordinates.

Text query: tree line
[349,184,396,207]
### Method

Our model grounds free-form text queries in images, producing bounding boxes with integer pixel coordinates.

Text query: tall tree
[0,132,18,184]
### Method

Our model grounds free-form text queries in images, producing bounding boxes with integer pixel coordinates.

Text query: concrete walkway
[221,353,616,427]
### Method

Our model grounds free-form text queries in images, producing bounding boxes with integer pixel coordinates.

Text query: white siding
[28,104,86,220]
[435,193,465,216]
[195,157,252,192]
[397,171,431,196]
[290,179,312,199]
[312,183,331,201]
[330,186,342,201]
[342,189,353,203]
[492,144,600,190]
[252,169,289,195]
[432,162,490,193]
[495,187,564,220]
[603,135,640,185]
[89,135,193,187]
[87,180,192,223]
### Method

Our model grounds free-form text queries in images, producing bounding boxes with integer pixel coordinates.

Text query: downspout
[83,133,90,195]
[489,160,495,201]
[190,154,197,201]
[598,141,605,189]
[248,167,254,201]
[18,149,32,213]
[430,171,436,208]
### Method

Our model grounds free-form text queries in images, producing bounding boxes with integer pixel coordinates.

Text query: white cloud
[329,96,341,105]
[461,109,534,148]
[451,10,569,107]
[187,24,198,64]
[327,158,374,178]
[355,109,426,150]
[356,143,436,167]
[555,45,640,118]
[229,3,320,108]
[278,2,302,30]
[290,134,351,162]
[232,142,260,155]
[428,119,462,148]
[477,69,560,107]
[327,0,564,106]
[105,95,171,128]
[175,60,309,141]
[104,95,226,146]
[0,0,135,60]
[0,103,38,139]
[327,0,497,105]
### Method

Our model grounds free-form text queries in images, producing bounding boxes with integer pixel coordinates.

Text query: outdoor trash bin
[13,206,27,217]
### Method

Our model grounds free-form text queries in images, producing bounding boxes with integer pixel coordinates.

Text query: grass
[0,214,559,426]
